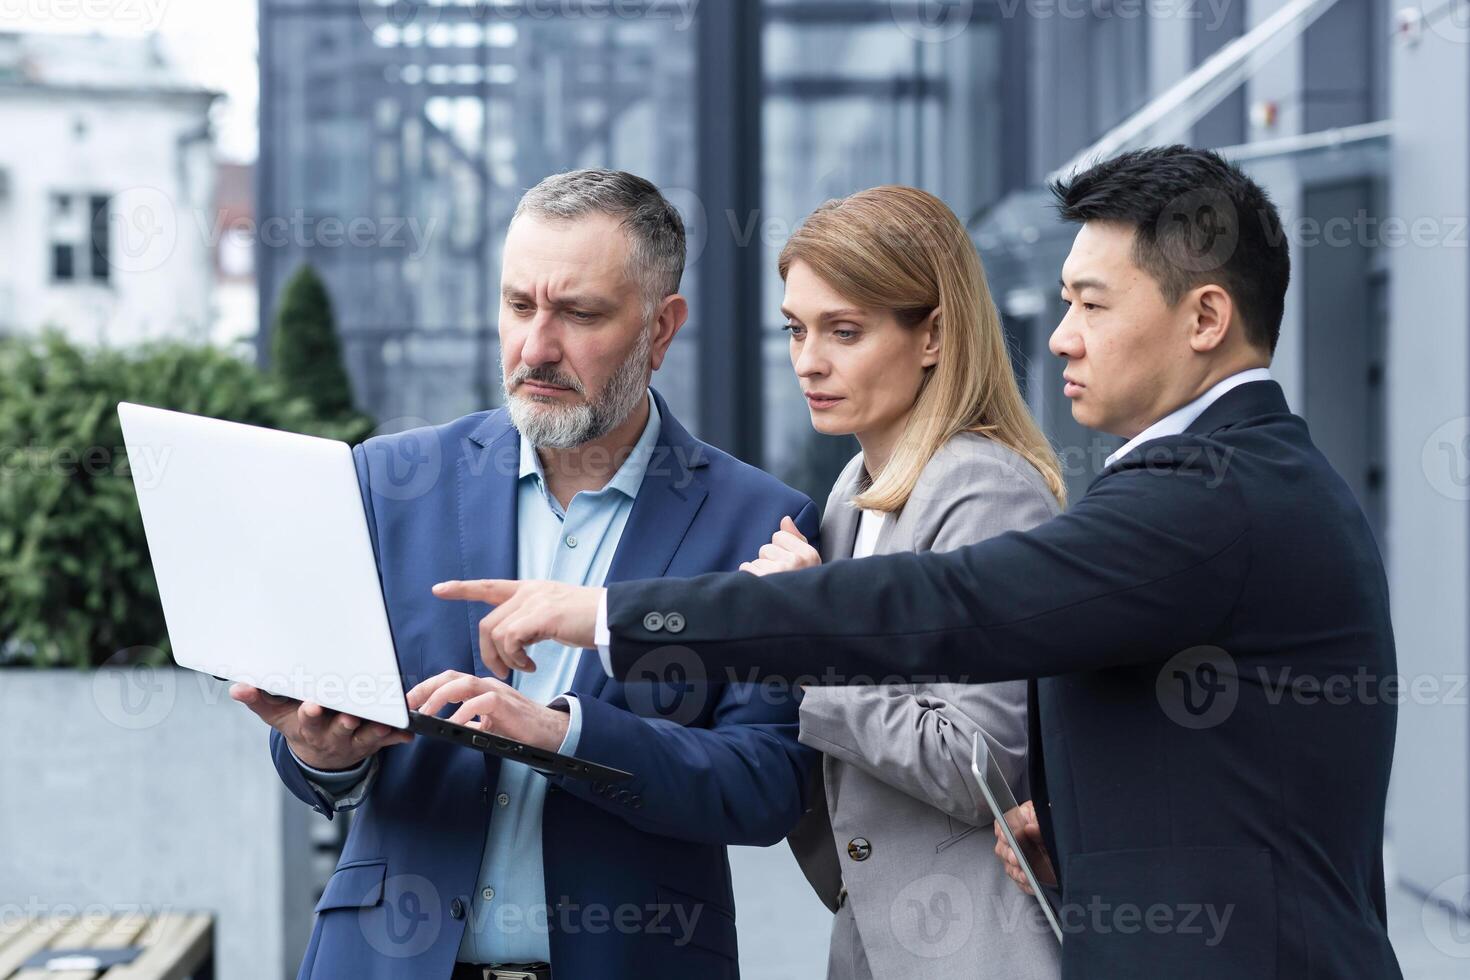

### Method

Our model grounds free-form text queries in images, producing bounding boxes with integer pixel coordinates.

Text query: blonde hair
[779,185,1066,511]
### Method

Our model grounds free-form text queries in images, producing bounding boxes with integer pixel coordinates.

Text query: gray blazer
[787,432,1063,979]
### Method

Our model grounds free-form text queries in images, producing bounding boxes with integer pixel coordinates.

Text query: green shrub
[0,330,375,668]
[271,264,357,418]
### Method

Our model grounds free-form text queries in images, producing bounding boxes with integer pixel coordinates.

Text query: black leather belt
[451,962,550,980]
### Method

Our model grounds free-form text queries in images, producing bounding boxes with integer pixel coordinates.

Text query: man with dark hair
[1051,145,1290,354]
[454,147,1404,978]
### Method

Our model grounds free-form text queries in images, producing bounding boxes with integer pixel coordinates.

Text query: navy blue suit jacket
[604,381,1401,980]
[271,389,819,979]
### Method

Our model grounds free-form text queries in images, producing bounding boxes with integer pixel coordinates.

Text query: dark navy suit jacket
[270,388,820,979]
[604,381,1402,980]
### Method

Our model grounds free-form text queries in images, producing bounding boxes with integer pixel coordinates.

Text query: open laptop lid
[119,402,410,729]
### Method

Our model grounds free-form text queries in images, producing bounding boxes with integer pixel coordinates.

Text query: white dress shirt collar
[1104,367,1273,469]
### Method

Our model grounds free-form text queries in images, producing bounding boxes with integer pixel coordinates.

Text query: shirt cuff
[595,589,613,677]
[549,694,584,756]
[287,743,378,811]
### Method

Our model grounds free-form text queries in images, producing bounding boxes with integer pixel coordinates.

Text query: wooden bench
[0,913,213,980]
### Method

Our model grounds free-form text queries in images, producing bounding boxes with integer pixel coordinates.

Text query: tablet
[971,731,1063,943]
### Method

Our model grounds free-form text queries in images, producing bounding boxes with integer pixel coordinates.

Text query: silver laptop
[117,401,630,783]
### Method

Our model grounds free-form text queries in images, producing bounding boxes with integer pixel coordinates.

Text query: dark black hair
[1049,145,1290,354]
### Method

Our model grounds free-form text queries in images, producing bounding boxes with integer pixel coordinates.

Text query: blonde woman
[742,186,1065,980]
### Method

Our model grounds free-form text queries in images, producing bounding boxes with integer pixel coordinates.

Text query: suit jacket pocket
[1061,845,1276,980]
[655,883,737,961]
[315,859,388,912]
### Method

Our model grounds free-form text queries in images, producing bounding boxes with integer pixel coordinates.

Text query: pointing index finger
[432,579,520,604]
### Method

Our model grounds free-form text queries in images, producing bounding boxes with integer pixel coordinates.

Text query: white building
[0,31,218,345]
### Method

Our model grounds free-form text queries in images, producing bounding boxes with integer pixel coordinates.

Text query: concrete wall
[0,668,317,979]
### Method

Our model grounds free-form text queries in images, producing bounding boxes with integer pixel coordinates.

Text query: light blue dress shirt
[291,389,662,965]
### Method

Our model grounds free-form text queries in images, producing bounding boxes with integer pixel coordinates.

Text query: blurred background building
[0,31,219,345]
[1,0,1467,976]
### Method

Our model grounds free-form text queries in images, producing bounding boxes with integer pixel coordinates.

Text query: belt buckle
[485,966,547,980]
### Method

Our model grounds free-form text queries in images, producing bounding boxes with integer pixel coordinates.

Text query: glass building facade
[258,0,699,432]
[257,1,1028,502]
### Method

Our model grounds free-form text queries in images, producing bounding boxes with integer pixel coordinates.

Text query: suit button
[664,612,685,634]
[631,796,643,808]
[643,612,665,632]
[616,790,632,803]
[847,837,871,862]
[450,898,466,919]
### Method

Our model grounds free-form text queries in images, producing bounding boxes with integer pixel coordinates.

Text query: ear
[1188,284,1234,354]
[648,294,690,372]
[920,306,943,369]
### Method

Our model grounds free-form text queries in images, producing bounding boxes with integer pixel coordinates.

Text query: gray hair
[513,169,686,319]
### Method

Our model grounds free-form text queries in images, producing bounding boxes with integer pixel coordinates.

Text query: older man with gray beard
[233,169,821,980]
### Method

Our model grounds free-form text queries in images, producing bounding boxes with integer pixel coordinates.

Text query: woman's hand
[993,800,1058,895]
[740,516,821,577]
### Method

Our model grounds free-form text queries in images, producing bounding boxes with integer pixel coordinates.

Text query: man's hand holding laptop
[229,684,412,771]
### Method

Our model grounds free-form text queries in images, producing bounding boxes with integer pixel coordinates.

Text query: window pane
[90,194,110,283]
[52,243,74,281]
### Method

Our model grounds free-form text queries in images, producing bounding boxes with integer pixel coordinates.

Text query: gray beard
[503,327,652,449]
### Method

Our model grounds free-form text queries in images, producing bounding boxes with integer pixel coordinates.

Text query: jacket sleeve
[607,440,1252,686]
[795,451,1057,825]
[270,729,380,819]
[544,499,822,846]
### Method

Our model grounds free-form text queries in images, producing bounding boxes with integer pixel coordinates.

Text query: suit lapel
[569,389,709,701]
[821,459,864,562]
[456,412,521,679]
